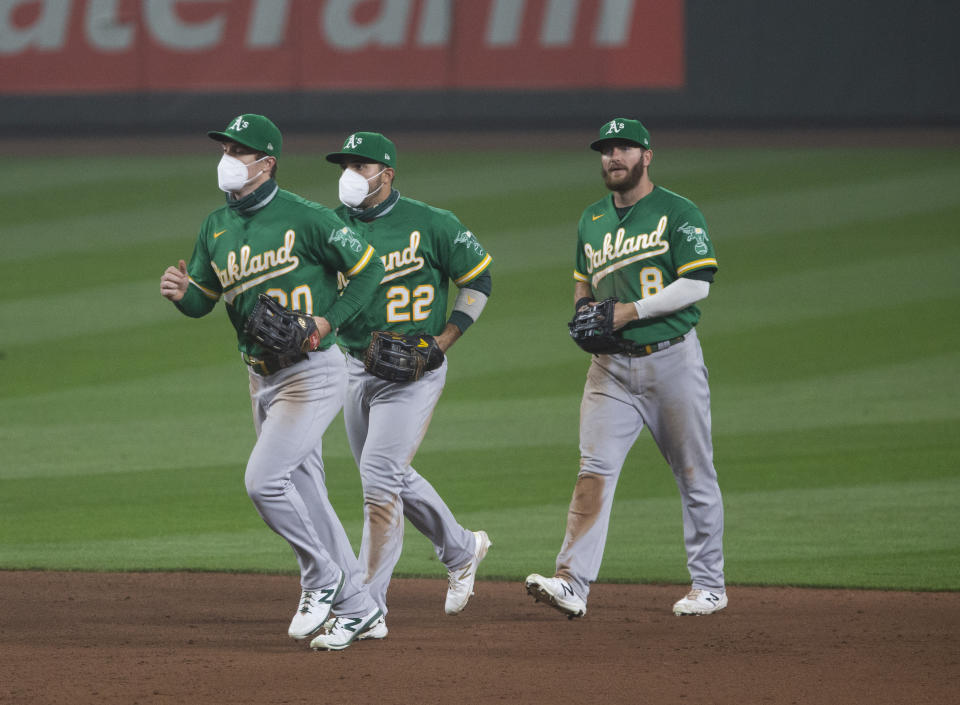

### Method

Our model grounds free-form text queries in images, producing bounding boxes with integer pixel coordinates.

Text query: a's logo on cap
[229,116,249,132]
[605,120,624,135]
[384,153,391,160]
[345,134,362,149]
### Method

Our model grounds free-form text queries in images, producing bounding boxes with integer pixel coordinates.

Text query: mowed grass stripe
[715,420,958,493]
[0,239,202,302]
[712,351,960,434]
[0,316,238,398]
[1,280,187,346]
[4,201,211,262]
[703,165,960,240]
[722,478,960,590]
[710,252,959,335]
[397,476,960,589]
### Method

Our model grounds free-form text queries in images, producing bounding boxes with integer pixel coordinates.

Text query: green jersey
[335,193,493,356]
[574,185,718,345]
[176,181,381,356]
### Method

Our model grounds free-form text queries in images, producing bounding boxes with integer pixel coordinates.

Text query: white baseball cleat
[287,572,344,640]
[524,574,586,619]
[672,588,728,616]
[321,614,388,641]
[445,530,492,615]
[310,608,385,651]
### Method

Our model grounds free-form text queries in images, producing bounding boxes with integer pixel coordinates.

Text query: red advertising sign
[0,0,684,95]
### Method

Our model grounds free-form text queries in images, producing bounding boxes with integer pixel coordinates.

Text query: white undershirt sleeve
[633,277,710,320]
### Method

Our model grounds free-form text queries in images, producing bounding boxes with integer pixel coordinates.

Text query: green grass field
[2,139,958,591]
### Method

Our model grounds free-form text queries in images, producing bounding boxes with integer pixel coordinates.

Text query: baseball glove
[568,297,624,354]
[244,293,321,355]
[364,331,444,383]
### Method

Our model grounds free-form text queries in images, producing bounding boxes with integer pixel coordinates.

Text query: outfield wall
[0,0,956,133]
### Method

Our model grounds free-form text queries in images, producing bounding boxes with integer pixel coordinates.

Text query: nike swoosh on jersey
[591,214,604,221]
[213,230,227,238]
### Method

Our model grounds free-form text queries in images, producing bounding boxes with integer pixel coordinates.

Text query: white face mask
[338,167,386,207]
[217,154,269,193]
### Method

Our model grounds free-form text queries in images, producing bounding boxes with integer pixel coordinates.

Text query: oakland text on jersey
[583,215,669,286]
[211,228,300,295]
[381,231,426,284]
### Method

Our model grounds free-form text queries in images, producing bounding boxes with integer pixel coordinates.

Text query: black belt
[618,335,685,357]
[242,351,306,376]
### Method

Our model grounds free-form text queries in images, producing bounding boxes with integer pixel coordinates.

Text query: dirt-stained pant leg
[344,355,474,614]
[555,355,644,601]
[636,329,725,592]
[246,349,373,612]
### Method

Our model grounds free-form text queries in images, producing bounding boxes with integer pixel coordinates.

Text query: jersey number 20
[386,285,435,322]
[264,285,314,314]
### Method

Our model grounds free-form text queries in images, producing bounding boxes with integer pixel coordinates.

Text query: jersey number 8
[386,285,435,322]
[639,267,664,298]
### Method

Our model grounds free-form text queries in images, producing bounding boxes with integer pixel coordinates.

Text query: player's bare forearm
[574,281,593,309]
[612,302,639,330]
[434,322,462,353]
[312,316,333,342]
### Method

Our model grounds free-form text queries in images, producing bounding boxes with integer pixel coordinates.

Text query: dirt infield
[2,571,957,705]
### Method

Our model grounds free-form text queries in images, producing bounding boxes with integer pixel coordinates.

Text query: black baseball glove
[364,331,444,383]
[244,293,321,355]
[568,297,624,354]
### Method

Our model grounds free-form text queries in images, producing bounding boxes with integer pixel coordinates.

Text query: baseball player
[160,114,387,650]
[314,132,492,643]
[525,118,727,617]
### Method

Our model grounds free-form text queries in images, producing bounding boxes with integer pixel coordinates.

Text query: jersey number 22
[386,285,435,322]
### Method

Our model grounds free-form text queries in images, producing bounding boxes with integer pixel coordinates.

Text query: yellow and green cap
[326,132,397,168]
[208,114,282,157]
[590,118,651,151]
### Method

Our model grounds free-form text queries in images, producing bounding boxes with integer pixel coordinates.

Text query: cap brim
[325,152,382,164]
[208,131,264,154]
[590,137,648,151]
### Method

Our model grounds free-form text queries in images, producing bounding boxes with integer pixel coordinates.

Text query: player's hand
[311,316,333,342]
[161,260,189,302]
[433,322,462,353]
[612,301,639,330]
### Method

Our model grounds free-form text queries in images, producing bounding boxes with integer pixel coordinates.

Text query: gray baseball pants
[246,347,376,618]
[344,354,475,615]
[555,328,725,601]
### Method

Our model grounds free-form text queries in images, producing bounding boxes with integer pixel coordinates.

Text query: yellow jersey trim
[454,253,492,286]
[573,270,589,282]
[190,278,221,301]
[345,245,375,278]
[677,258,718,275]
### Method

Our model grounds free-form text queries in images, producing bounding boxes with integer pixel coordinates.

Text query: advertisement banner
[0,0,684,94]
